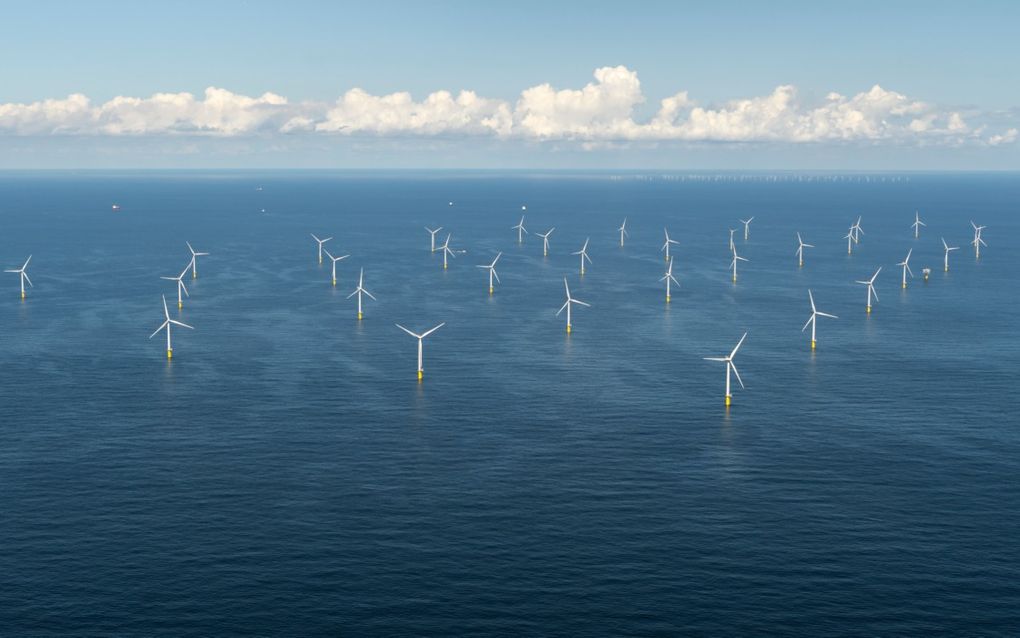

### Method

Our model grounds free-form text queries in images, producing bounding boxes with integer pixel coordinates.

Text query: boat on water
[111,204,121,211]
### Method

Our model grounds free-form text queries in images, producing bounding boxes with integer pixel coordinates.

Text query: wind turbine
[739,217,754,241]
[160,264,190,309]
[512,216,528,244]
[942,237,959,272]
[795,232,814,267]
[324,249,350,286]
[149,294,193,359]
[911,211,926,239]
[618,218,628,247]
[477,252,502,294]
[898,248,914,288]
[425,226,443,252]
[729,246,748,282]
[347,268,376,320]
[855,267,881,313]
[661,228,680,262]
[536,228,554,256]
[970,221,987,259]
[5,255,32,300]
[395,322,444,381]
[703,332,747,407]
[556,277,589,333]
[439,234,456,269]
[572,238,592,275]
[729,229,736,252]
[660,257,680,303]
[844,229,855,255]
[186,242,209,278]
[311,234,332,264]
[851,216,864,244]
[802,290,837,350]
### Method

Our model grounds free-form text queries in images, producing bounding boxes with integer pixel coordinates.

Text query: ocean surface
[1,170,1018,636]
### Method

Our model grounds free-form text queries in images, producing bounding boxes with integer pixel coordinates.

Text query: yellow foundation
[21,291,25,299]
[489,287,493,295]
[167,349,173,359]
[332,279,336,286]
[358,312,363,320]
[666,295,671,303]
[417,370,423,380]
[443,263,447,270]
[566,324,572,334]
[725,395,731,407]
[866,305,871,314]
[799,261,803,267]
[732,275,737,282]
[178,301,183,309]
[811,339,816,350]
[944,266,949,272]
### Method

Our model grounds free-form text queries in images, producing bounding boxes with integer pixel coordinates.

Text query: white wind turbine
[347,268,376,320]
[795,232,814,267]
[186,242,210,278]
[970,221,987,259]
[439,234,456,269]
[942,237,960,272]
[703,332,747,407]
[395,322,444,381]
[324,249,350,286]
[512,215,528,244]
[740,217,754,240]
[855,267,881,313]
[311,234,332,264]
[618,218,628,247]
[898,248,914,288]
[911,211,926,239]
[573,238,592,275]
[5,255,32,299]
[802,290,837,350]
[556,277,590,333]
[477,252,502,294]
[660,257,680,303]
[661,228,679,261]
[161,264,190,309]
[844,229,855,255]
[729,229,736,252]
[851,216,864,244]
[149,294,193,359]
[536,228,555,256]
[729,246,748,282]
[425,226,443,252]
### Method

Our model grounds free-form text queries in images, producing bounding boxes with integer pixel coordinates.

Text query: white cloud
[0,67,1014,147]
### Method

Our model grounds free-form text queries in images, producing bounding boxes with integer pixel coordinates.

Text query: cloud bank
[0,66,1013,146]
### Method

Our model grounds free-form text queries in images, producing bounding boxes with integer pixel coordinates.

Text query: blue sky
[1,1,1018,168]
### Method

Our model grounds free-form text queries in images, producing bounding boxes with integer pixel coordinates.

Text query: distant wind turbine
[186,242,209,278]
[572,238,592,275]
[898,248,913,288]
[855,267,881,314]
[395,322,444,381]
[802,290,837,350]
[324,249,350,286]
[911,211,926,239]
[347,268,376,320]
[512,216,528,244]
[703,332,747,407]
[740,217,754,241]
[311,233,332,264]
[425,226,443,252]
[160,264,190,309]
[730,246,748,282]
[942,237,959,272]
[477,252,502,294]
[536,228,554,256]
[661,228,679,261]
[970,221,987,259]
[795,232,814,267]
[618,218,628,247]
[5,255,32,300]
[660,257,680,303]
[556,277,589,333]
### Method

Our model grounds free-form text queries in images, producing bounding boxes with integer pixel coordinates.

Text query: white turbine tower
[729,246,748,282]
[160,264,190,309]
[395,322,444,381]
[573,238,592,275]
[477,252,502,294]
[660,257,680,303]
[5,255,32,300]
[425,226,443,252]
[439,234,456,270]
[661,228,679,261]
[729,229,736,252]
[618,218,628,247]
[898,248,914,288]
[851,216,864,244]
[740,217,754,241]
[149,294,193,359]
[704,332,747,407]
[911,211,926,239]
[802,290,837,350]
[347,268,376,320]
[512,215,528,244]
[186,242,210,278]
[536,228,555,256]
[311,234,332,264]
[324,249,350,286]
[856,267,882,314]
[556,277,590,334]
[942,237,960,272]
[970,221,987,259]
[795,232,814,267]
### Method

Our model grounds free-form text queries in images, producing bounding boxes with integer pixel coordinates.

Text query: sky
[1,0,1018,169]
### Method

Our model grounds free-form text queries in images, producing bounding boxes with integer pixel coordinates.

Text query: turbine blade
[150,321,169,339]
[395,324,419,338]
[730,362,745,389]
[730,332,748,358]
[420,322,445,338]
[169,320,194,329]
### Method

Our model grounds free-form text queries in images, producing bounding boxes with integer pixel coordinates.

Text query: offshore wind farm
[0,170,1018,634]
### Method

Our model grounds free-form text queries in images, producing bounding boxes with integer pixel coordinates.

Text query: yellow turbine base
[566,324,572,334]
[944,266,949,272]
[924,274,929,281]
[167,349,173,359]
[732,275,737,282]
[443,264,448,270]
[489,287,493,295]
[178,301,183,309]
[358,312,363,320]
[799,261,803,267]
[866,306,872,314]
[725,395,731,407]
[332,279,336,286]
[666,295,671,303]
[21,291,25,299]
[192,273,197,279]
[319,257,322,264]
[417,370,423,380]
[811,340,816,350]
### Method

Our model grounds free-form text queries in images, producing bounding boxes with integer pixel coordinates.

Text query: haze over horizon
[2,1,1018,169]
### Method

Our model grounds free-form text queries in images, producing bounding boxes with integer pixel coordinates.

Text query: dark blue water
[1,171,1018,635]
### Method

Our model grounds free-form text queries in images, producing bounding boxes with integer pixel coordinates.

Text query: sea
[0,170,1018,635]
